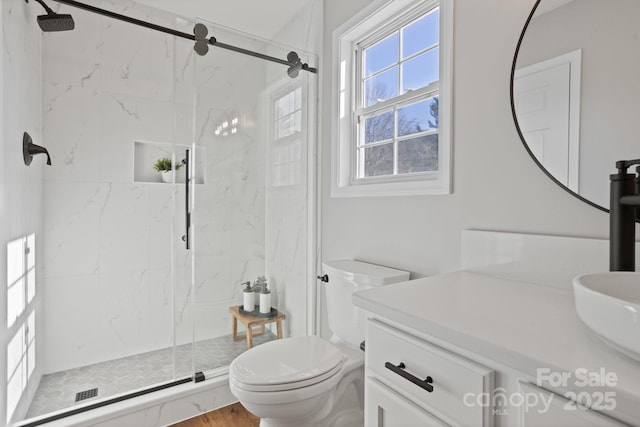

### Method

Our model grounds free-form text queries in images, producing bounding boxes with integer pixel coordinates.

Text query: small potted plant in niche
[153,157,182,183]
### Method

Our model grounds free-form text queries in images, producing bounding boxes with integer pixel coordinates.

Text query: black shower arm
[29,0,56,15]
[50,0,317,74]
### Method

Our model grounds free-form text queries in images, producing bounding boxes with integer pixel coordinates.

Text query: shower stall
[4,0,318,424]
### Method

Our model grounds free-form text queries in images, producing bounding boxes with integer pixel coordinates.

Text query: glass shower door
[190,18,267,375]
[189,18,317,377]
[18,17,195,422]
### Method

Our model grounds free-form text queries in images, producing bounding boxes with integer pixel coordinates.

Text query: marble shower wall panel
[98,183,149,273]
[42,181,103,278]
[42,83,101,182]
[192,41,267,343]
[264,0,321,338]
[1,0,45,422]
[41,0,191,374]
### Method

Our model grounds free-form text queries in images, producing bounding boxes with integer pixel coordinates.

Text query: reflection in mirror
[512,0,640,210]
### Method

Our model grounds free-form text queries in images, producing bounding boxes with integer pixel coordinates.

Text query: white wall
[320,0,609,291]
[1,0,44,423]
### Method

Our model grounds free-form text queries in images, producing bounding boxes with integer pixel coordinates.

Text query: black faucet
[610,159,640,271]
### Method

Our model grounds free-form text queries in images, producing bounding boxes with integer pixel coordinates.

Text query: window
[271,85,304,187]
[332,0,452,196]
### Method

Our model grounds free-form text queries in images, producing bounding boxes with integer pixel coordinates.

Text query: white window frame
[331,0,453,197]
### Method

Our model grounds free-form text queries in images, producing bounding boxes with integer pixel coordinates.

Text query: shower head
[30,0,75,32]
[38,13,75,32]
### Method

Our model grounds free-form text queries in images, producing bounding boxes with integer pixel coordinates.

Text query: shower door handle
[184,149,191,250]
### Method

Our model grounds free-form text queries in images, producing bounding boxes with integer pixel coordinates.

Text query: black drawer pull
[385,362,434,393]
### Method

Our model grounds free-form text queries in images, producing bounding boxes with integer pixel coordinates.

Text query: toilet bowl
[229,260,410,427]
[230,335,364,426]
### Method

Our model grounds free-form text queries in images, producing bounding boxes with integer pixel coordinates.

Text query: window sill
[331,176,450,197]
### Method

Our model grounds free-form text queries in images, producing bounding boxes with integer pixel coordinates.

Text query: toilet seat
[230,336,344,392]
[231,362,343,392]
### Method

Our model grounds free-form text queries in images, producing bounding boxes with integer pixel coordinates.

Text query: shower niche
[133,140,206,184]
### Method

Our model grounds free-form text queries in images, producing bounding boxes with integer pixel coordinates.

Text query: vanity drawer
[367,319,494,427]
[365,377,450,427]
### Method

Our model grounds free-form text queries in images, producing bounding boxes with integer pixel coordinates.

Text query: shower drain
[75,388,98,402]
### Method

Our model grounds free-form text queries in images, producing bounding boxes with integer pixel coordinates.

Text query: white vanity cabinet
[365,319,495,427]
[354,271,640,427]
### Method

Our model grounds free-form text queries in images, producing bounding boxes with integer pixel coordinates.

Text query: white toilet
[229,260,410,427]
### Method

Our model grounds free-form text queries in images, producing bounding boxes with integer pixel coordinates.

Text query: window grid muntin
[357,92,439,179]
[358,6,440,108]
[401,6,440,59]
[362,41,438,83]
[354,4,440,182]
[361,43,439,107]
[363,32,399,78]
[354,3,439,110]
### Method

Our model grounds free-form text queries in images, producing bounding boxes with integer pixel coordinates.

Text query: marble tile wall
[41,0,186,375]
[1,0,45,423]
[40,0,273,375]
[0,0,46,424]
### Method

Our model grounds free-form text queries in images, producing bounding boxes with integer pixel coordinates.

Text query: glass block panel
[397,97,439,136]
[402,48,439,93]
[402,8,439,59]
[364,111,394,144]
[398,134,439,173]
[364,32,399,77]
[363,144,394,177]
[364,66,399,107]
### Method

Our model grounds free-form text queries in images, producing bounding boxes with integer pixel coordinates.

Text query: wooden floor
[171,402,259,427]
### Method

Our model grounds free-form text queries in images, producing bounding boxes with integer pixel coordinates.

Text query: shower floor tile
[26,332,276,419]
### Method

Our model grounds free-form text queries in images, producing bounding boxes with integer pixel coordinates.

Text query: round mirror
[511,0,640,212]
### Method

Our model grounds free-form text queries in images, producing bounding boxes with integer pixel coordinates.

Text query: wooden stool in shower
[229,305,285,349]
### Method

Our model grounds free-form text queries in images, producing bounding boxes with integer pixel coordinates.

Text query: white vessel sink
[573,272,640,361]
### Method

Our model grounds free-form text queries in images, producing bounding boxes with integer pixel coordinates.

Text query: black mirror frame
[509,0,608,216]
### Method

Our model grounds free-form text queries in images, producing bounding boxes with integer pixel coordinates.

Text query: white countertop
[353,270,640,423]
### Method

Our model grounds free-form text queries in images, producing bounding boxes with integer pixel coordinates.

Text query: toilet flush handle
[317,274,329,283]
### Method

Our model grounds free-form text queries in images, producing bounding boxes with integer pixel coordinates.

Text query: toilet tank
[322,260,410,347]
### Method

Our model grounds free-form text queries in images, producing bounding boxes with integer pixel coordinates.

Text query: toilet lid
[230,336,344,389]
